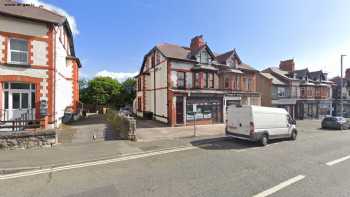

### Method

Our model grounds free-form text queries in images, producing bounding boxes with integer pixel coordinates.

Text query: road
[1,124,350,196]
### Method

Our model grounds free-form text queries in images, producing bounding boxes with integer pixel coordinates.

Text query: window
[4,91,8,109]
[31,92,36,109]
[21,93,29,109]
[224,77,230,89]
[204,73,213,88]
[12,93,20,109]
[199,51,211,64]
[243,77,248,91]
[194,73,200,88]
[277,87,287,97]
[186,73,192,88]
[301,87,305,97]
[137,78,142,91]
[9,38,28,64]
[236,75,241,90]
[247,78,253,91]
[209,73,214,88]
[315,87,320,97]
[137,97,142,111]
[177,72,185,89]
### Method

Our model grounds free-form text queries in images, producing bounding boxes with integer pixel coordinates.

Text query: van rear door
[226,106,251,136]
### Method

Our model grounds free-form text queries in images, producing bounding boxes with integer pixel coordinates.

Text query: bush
[104,110,130,139]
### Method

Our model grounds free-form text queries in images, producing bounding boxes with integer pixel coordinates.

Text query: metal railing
[0,109,39,132]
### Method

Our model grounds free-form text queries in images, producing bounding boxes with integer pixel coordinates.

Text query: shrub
[104,110,131,139]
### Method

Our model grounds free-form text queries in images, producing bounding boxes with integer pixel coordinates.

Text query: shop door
[176,97,183,124]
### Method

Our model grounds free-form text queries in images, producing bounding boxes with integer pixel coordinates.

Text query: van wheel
[290,130,297,141]
[260,135,268,146]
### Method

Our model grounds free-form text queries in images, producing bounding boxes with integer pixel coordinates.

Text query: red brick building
[135,35,261,126]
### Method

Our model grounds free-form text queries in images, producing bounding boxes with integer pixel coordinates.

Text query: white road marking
[326,155,350,166]
[252,175,306,197]
[0,146,197,181]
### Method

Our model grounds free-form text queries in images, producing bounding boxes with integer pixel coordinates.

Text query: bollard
[128,118,137,141]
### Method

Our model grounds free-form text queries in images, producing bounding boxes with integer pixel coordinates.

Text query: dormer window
[199,50,211,64]
[9,38,28,65]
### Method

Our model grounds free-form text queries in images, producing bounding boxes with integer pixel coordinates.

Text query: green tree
[117,78,136,108]
[79,78,89,104]
[84,76,122,107]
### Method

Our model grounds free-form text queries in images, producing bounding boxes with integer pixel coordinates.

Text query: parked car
[225,105,297,146]
[321,117,349,130]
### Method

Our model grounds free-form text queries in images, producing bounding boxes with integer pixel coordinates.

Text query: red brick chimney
[190,35,205,51]
[279,59,295,73]
[345,68,350,79]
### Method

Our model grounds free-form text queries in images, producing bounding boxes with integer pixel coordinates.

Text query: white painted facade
[0,14,79,128]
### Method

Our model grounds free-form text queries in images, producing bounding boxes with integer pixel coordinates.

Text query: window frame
[176,71,186,89]
[8,38,29,65]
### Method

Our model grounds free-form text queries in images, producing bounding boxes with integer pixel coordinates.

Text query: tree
[79,78,89,104]
[117,78,136,108]
[84,77,122,107]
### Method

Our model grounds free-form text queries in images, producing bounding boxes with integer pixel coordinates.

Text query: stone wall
[0,131,56,150]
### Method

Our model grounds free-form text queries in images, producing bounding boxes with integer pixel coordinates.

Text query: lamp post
[340,54,347,116]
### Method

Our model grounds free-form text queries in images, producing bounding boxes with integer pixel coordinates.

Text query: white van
[225,105,297,146]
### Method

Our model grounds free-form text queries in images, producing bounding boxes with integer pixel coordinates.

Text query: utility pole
[340,54,347,116]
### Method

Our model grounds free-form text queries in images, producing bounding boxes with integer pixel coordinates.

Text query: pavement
[1,120,350,196]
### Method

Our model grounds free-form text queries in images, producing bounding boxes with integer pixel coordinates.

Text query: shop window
[177,72,185,89]
[9,38,29,65]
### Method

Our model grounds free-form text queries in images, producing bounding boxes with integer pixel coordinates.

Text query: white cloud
[21,0,79,35]
[297,40,350,79]
[96,70,138,82]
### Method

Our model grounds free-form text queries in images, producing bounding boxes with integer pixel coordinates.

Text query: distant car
[321,117,349,130]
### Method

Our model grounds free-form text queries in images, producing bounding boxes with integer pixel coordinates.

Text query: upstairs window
[208,73,214,88]
[194,73,201,88]
[9,38,28,64]
[199,51,211,64]
[224,77,230,89]
[177,72,185,89]
[277,87,287,97]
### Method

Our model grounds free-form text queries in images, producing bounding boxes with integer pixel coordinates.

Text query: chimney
[345,68,350,79]
[190,35,205,51]
[279,59,295,73]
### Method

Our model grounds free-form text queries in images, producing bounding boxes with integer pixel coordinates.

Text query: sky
[22,0,350,81]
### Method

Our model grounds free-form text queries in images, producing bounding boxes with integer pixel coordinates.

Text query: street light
[340,54,347,116]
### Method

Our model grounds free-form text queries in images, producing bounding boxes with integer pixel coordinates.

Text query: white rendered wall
[31,40,48,66]
[54,30,73,125]
[0,15,48,37]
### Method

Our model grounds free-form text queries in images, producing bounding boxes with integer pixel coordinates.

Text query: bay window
[177,72,185,89]
[194,73,200,88]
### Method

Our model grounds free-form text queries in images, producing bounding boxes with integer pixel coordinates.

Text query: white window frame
[277,87,287,97]
[8,38,29,65]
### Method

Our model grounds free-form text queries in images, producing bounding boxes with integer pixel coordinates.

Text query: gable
[194,46,215,64]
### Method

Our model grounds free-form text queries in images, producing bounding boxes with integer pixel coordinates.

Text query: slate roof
[260,72,286,85]
[0,0,65,24]
[154,43,256,71]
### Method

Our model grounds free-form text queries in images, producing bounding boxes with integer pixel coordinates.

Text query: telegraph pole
[340,55,346,116]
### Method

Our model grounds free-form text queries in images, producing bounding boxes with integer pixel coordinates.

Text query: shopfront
[185,95,223,124]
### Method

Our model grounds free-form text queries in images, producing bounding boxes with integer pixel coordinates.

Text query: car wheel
[290,130,297,140]
[260,134,268,146]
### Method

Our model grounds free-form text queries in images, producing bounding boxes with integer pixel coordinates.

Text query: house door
[2,82,36,121]
[176,97,184,124]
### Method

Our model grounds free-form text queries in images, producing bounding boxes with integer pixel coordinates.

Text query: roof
[215,49,242,65]
[293,68,309,79]
[309,70,325,80]
[156,43,194,62]
[0,0,79,58]
[0,0,65,24]
[260,72,286,85]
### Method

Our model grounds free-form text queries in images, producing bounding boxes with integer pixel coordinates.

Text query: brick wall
[256,73,272,106]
